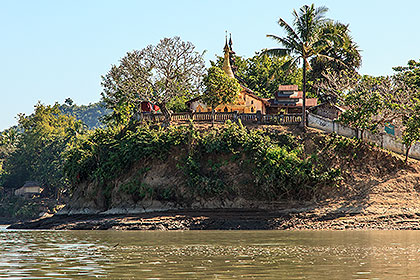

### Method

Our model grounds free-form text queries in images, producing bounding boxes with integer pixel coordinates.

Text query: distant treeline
[59,99,110,129]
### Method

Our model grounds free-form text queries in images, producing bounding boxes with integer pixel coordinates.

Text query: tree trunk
[405,143,411,163]
[302,60,307,129]
[160,103,171,127]
[211,107,215,127]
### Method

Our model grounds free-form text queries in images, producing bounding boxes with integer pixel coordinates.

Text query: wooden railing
[136,112,302,125]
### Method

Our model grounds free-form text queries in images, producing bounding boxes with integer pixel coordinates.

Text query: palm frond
[261,48,291,57]
[266,34,300,52]
[277,17,300,42]
[281,57,301,73]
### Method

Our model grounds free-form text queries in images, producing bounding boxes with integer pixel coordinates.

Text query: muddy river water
[1,227,420,279]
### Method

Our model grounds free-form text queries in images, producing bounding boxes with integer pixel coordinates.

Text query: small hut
[14,181,43,197]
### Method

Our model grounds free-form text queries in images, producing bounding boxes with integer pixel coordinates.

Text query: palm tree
[263,4,331,127]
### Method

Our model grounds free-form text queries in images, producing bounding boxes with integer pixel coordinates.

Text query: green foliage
[66,120,341,202]
[121,179,153,201]
[0,127,20,180]
[213,54,302,98]
[393,59,420,89]
[392,60,420,161]
[265,4,361,113]
[183,155,228,197]
[308,21,361,96]
[339,75,386,131]
[64,123,190,186]
[0,193,40,220]
[264,4,330,88]
[402,100,420,161]
[202,66,242,109]
[1,103,86,197]
[181,121,340,199]
[166,95,189,113]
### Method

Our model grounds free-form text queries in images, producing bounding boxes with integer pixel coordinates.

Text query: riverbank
[8,195,420,230]
[8,210,420,231]
[8,124,420,231]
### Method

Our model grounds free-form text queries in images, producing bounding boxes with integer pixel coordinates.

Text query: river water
[1,227,420,279]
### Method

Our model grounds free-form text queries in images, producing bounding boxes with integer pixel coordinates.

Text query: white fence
[308,113,420,160]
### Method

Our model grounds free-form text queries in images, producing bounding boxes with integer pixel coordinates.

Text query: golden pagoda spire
[222,31,235,78]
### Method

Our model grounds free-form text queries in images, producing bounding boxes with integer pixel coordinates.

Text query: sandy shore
[9,203,420,231]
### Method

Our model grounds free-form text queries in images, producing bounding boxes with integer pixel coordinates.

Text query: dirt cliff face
[61,148,260,214]
[61,127,420,217]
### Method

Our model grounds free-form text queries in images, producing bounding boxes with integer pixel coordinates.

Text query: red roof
[278,85,298,91]
[296,98,318,107]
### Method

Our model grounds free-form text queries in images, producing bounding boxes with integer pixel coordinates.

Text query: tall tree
[264,4,344,126]
[402,100,420,162]
[0,128,20,178]
[310,21,361,102]
[202,66,242,126]
[1,103,85,197]
[101,37,205,126]
[393,59,420,89]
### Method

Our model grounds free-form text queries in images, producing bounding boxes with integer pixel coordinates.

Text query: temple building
[187,35,267,114]
[187,35,317,115]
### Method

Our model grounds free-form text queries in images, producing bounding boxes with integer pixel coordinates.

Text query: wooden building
[266,85,318,114]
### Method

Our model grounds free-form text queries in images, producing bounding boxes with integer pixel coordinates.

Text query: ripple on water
[2,230,420,279]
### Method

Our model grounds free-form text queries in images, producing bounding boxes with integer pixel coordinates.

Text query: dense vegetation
[0,103,87,220]
[264,4,361,125]
[64,121,340,206]
[0,103,85,193]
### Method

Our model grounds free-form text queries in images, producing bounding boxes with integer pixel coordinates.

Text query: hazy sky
[1,0,419,130]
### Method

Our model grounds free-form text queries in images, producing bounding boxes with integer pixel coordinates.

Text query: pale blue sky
[1,0,419,130]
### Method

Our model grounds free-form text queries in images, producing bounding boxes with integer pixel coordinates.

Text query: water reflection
[1,227,420,279]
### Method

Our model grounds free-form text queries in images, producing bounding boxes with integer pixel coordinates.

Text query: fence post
[233,111,238,123]
[256,110,262,124]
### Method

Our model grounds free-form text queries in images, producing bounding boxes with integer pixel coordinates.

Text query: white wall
[308,113,420,160]
[307,113,334,133]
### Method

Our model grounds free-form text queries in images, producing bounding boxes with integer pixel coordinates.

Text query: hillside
[9,122,420,230]
[59,101,109,129]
